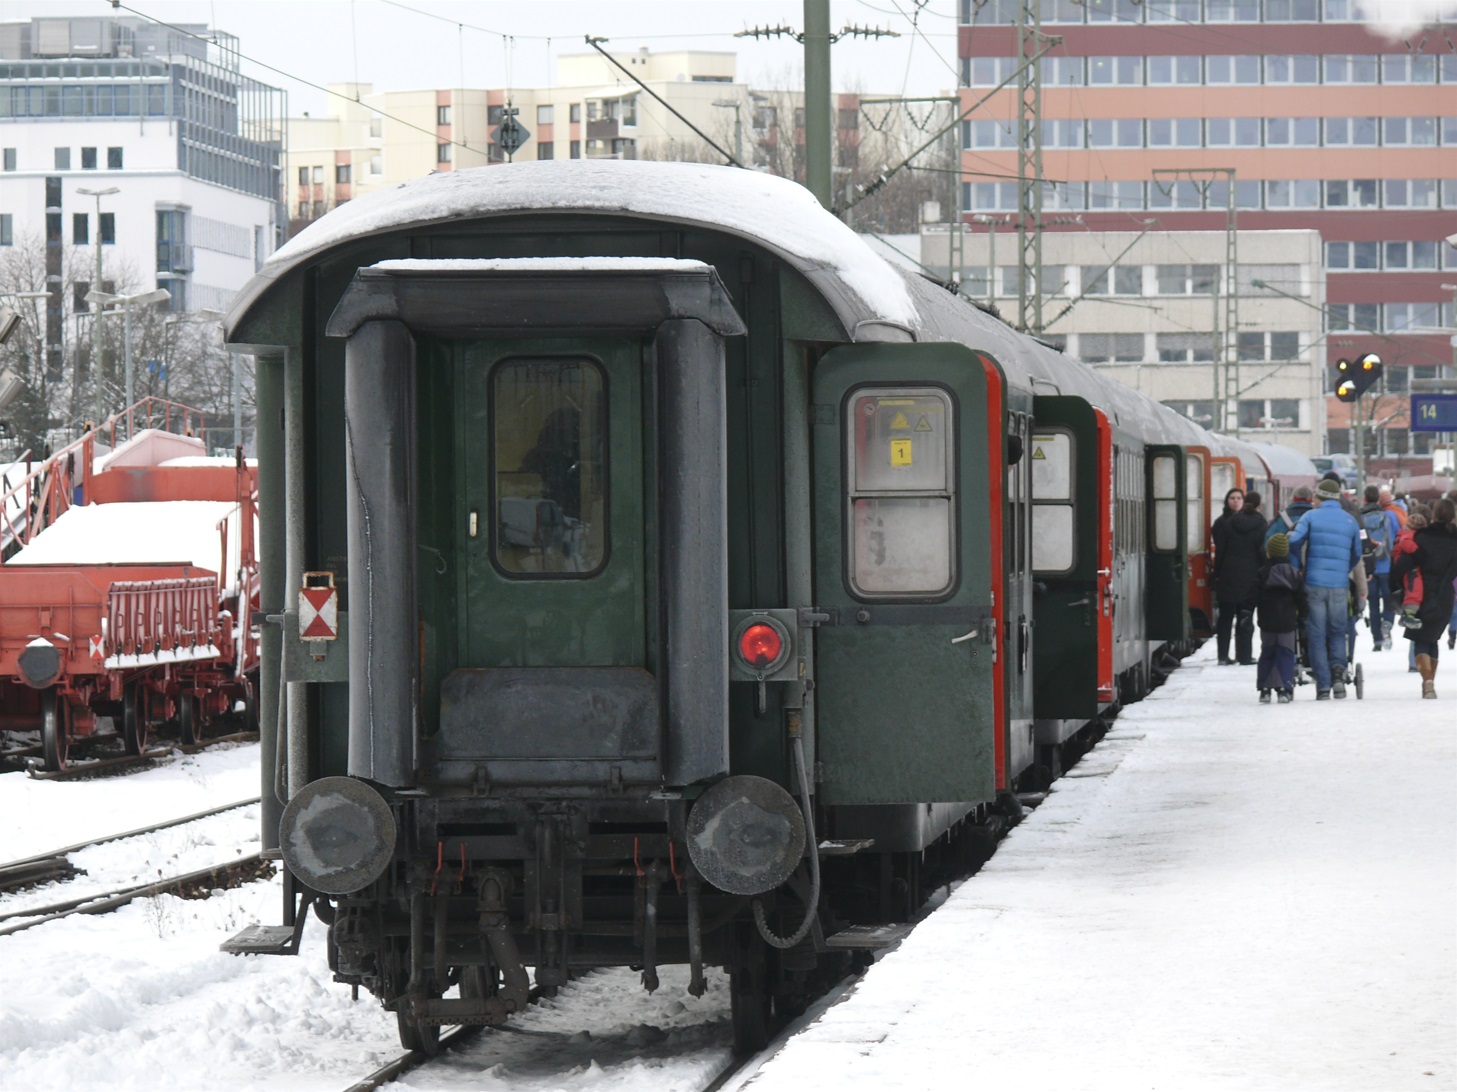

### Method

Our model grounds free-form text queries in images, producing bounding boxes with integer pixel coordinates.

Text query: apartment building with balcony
[957,0,1454,458]
[0,15,285,343]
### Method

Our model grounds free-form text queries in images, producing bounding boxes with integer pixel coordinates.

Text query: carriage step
[221,924,302,955]
[816,839,875,857]
[824,923,914,950]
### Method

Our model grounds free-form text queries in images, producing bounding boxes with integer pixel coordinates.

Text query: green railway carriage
[224,160,1249,1052]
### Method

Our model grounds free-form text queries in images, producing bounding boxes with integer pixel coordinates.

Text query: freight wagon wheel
[41,688,70,772]
[178,692,203,747]
[123,682,152,755]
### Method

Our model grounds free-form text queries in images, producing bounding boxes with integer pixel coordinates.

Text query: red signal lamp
[738,623,784,669]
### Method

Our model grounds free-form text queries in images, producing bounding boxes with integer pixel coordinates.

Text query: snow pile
[6,501,237,571]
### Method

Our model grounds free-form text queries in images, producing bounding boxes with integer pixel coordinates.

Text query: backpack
[1361,509,1391,575]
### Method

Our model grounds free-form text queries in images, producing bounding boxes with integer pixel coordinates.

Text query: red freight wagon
[0,402,259,770]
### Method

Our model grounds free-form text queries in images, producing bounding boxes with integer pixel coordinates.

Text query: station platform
[748,640,1456,1091]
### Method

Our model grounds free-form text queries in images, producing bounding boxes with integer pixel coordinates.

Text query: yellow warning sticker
[890,411,910,430]
[890,438,912,466]
[1032,446,1046,460]
[914,415,932,432]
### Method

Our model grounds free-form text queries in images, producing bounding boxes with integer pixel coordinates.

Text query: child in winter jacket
[1393,510,1428,628]
[1256,532,1306,703]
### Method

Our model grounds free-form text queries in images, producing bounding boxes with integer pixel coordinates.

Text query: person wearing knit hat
[1255,532,1304,702]
[1288,472,1365,698]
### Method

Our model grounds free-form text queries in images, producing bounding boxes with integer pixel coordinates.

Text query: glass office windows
[1085,0,1143,22]
[1271,332,1302,360]
[1041,0,1087,21]
[1043,55,1085,84]
[1208,179,1263,209]
[1088,118,1142,147]
[1352,179,1378,206]
[1206,55,1260,83]
[1089,56,1142,84]
[1326,55,1379,82]
[1325,117,1378,145]
[1149,180,1204,208]
[1147,118,1201,146]
[1156,333,1215,362]
[967,55,1017,85]
[1385,241,1411,269]
[1410,241,1439,268]
[1265,54,1319,82]
[1265,0,1319,19]
[1146,0,1201,19]
[1267,117,1319,145]
[1041,118,1085,147]
[1087,181,1144,209]
[1080,333,1144,362]
[1382,54,1437,82]
[1326,241,1350,269]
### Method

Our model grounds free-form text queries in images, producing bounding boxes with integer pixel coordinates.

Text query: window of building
[1042,56,1084,85]
[81,146,97,170]
[99,212,115,244]
[73,281,90,312]
[1205,0,1259,19]
[1156,332,1215,362]
[1266,117,1320,145]
[73,212,89,244]
[569,103,581,123]
[370,115,383,138]
[1385,302,1441,332]
[1079,333,1144,362]
[1147,118,1202,147]
[1086,180,1143,209]
[1206,117,1259,146]
[1,149,12,171]
[537,104,554,125]
[1082,265,1144,296]
[0,214,11,246]
[1150,180,1204,208]
[837,107,860,130]
[1088,118,1142,147]
[1325,54,1379,83]
[437,143,452,164]
[492,358,607,577]
[1206,55,1261,83]
[1385,117,1438,145]
[1383,54,1438,82]
[1265,0,1320,18]
[1146,55,1201,84]
[1147,0,1201,20]
[1265,179,1320,208]
[336,164,351,184]
[570,140,581,159]
[298,166,309,186]
[1085,0,1144,22]
[46,212,61,244]
[312,165,323,184]
[437,105,451,126]
[1157,264,1218,295]
[1087,56,1142,84]
[370,154,382,175]
[1239,398,1302,430]
[1264,54,1320,83]
[537,142,554,160]
[54,147,70,169]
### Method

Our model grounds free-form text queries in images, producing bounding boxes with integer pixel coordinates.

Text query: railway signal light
[1334,353,1383,402]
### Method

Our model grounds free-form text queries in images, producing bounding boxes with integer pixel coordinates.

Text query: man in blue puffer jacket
[1288,478,1365,699]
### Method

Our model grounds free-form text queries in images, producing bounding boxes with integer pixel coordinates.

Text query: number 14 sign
[1411,394,1457,432]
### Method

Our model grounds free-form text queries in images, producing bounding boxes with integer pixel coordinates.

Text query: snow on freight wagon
[0,405,259,771]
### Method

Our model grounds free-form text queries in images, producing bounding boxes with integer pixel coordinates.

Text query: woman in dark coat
[1390,497,1457,698]
[1213,491,1270,665]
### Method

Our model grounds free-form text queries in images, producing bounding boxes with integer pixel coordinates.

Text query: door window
[1031,429,1075,573]
[1151,452,1179,552]
[1185,452,1206,553]
[846,388,955,597]
[491,358,607,576]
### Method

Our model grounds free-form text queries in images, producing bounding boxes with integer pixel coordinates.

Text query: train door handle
[1096,567,1112,578]
[950,629,979,645]
[1066,598,1090,607]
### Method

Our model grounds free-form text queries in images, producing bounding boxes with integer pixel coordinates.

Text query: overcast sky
[0,1,967,116]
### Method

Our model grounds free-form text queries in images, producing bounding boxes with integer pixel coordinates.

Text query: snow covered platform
[748,641,1456,1091]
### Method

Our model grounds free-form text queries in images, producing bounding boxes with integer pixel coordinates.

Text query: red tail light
[738,623,783,668]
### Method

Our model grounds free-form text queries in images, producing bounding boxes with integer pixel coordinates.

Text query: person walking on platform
[1288,479,1364,699]
[1212,487,1243,662]
[1389,497,1457,699]
[1213,492,1267,665]
[1256,532,1305,704]
[1265,484,1315,546]
[1379,485,1409,531]
[1359,485,1399,650]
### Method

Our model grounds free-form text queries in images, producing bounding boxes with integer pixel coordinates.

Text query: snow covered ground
[0,639,1452,1091]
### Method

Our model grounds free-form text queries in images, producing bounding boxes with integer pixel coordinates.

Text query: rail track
[0,796,265,935]
[14,730,260,781]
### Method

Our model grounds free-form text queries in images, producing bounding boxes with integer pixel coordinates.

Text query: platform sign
[1411,394,1457,432]
[299,572,338,640]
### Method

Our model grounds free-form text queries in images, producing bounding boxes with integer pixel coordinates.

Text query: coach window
[1031,430,1074,573]
[846,388,955,598]
[1186,452,1205,553]
[492,359,607,577]
[1151,452,1179,551]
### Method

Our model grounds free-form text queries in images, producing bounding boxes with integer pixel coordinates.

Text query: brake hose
[751,732,822,949]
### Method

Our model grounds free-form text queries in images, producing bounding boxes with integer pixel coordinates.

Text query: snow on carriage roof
[369,257,711,273]
[230,160,917,332]
[6,501,237,572]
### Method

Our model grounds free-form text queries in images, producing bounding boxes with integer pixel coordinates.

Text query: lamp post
[712,99,744,167]
[76,187,118,426]
[85,287,171,431]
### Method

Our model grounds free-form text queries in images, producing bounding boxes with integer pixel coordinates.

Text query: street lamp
[85,287,170,428]
[76,186,118,423]
[712,99,744,167]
